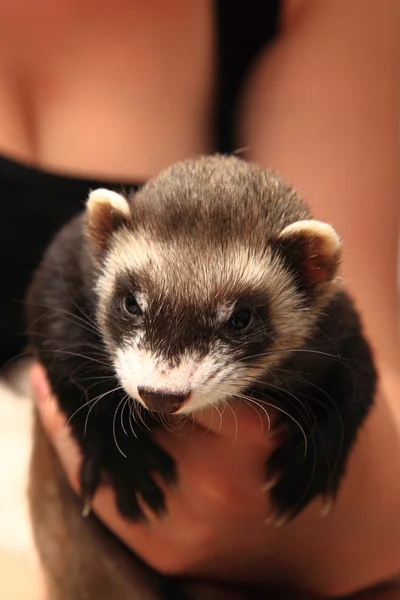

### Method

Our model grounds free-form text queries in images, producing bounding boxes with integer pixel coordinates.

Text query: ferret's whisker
[60,276,101,333]
[48,348,110,368]
[213,402,224,432]
[232,393,272,432]
[112,394,128,458]
[135,403,151,432]
[66,391,105,426]
[225,401,239,446]
[120,395,129,436]
[24,300,101,337]
[127,398,138,439]
[233,392,310,456]
[82,385,123,436]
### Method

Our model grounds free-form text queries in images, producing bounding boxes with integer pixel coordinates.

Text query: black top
[215,0,280,152]
[0,0,281,367]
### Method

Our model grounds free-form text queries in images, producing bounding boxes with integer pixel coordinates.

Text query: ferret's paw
[114,482,147,521]
[112,437,177,520]
[136,474,168,519]
[143,438,177,487]
[113,469,167,521]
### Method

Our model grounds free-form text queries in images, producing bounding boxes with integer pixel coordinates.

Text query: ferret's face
[86,159,341,415]
[97,238,311,415]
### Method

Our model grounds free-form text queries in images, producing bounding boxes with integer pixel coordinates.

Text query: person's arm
[239,0,400,382]
[30,1,400,596]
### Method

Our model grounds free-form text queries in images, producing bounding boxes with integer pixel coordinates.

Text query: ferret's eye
[122,294,142,317]
[226,307,253,332]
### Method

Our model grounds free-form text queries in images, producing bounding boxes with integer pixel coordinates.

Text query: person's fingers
[30,363,83,493]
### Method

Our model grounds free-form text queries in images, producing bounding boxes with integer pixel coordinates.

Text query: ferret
[26,155,376,599]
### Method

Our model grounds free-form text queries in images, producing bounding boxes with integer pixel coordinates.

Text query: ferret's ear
[85,188,131,256]
[272,220,341,289]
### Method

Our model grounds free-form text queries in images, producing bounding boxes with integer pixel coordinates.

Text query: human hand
[30,362,278,581]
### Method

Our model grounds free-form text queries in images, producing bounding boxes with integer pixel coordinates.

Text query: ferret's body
[26,155,376,599]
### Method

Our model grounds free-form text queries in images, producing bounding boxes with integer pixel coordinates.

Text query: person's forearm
[239,0,400,374]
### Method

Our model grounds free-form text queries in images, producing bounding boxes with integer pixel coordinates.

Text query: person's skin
[1,0,400,598]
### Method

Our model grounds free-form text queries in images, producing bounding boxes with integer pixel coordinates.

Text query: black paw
[113,468,167,521]
[265,419,344,521]
[107,435,177,521]
[266,438,321,521]
[140,435,177,487]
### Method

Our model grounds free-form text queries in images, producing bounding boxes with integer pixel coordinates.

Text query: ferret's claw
[265,511,284,527]
[81,497,92,518]
[261,476,278,493]
[273,514,289,528]
[321,497,334,517]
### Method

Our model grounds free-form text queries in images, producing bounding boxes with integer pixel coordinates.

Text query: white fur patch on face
[117,347,195,399]
[215,302,235,324]
[114,344,251,414]
[135,292,148,312]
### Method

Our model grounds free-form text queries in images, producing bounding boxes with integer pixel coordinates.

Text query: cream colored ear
[85,188,131,256]
[276,219,341,286]
[87,188,130,219]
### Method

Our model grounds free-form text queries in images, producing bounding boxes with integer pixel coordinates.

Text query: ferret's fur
[26,155,376,599]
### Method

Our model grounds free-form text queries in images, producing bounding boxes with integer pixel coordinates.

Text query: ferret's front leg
[102,431,177,521]
[264,335,375,522]
[77,410,177,521]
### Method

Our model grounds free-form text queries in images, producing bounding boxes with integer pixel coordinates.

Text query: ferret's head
[85,156,341,416]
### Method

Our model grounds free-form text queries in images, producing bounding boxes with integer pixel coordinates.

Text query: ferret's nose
[137,387,189,414]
